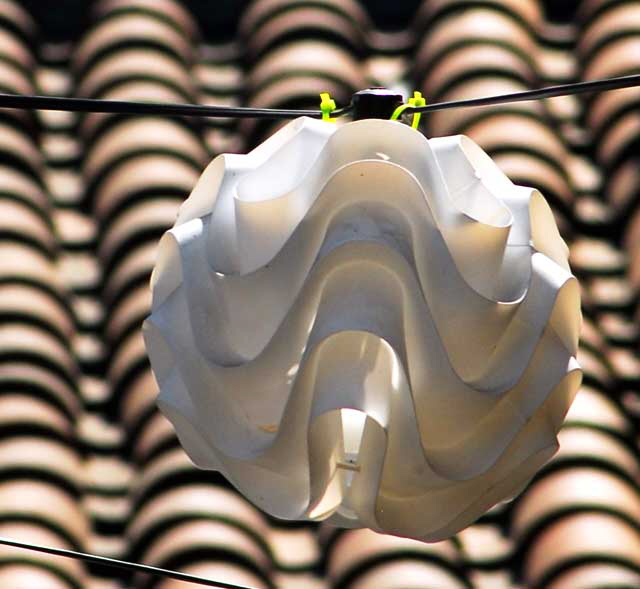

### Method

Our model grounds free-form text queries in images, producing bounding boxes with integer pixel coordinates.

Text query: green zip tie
[319,92,337,122]
[390,91,427,129]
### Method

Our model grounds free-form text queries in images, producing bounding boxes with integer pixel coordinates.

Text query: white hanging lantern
[143,116,582,542]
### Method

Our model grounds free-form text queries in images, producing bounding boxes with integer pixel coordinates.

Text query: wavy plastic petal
[144,117,582,541]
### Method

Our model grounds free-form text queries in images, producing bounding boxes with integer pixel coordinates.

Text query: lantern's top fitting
[351,88,404,120]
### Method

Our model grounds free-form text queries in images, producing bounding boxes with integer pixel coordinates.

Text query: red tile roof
[0,0,639,587]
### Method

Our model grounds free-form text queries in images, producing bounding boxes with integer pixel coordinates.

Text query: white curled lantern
[143,117,582,542]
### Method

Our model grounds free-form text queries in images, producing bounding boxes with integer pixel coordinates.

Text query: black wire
[408,72,640,114]
[1,73,639,120]
[0,536,259,589]
[0,92,338,119]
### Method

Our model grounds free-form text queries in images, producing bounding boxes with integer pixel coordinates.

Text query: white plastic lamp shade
[143,117,582,542]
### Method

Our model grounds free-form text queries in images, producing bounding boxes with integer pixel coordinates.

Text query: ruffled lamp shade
[143,117,582,542]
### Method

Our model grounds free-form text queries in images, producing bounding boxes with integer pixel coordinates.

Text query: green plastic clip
[320,92,337,123]
[390,91,427,129]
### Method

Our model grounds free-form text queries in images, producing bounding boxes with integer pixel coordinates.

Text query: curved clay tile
[0,522,85,585]
[588,275,636,310]
[423,44,536,99]
[0,165,49,213]
[74,13,193,74]
[83,118,206,182]
[80,82,192,139]
[0,0,37,37]
[0,361,80,418]
[462,113,569,165]
[577,0,622,22]
[512,466,640,538]
[93,154,197,222]
[133,410,179,464]
[98,199,183,268]
[0,436,83,489]
[248,40,365,92]
[92,0,198,39]
[598,312,639,346]
[570,238,628,276]
[102,241,158,305]
[104,284,152,345]
[269,527,320,571]
[139,519,272,577]
[0,59,33,96]
[425,78,542,136]
[0,564,73,589]
[584,36,640,81]
[156,561,268,589]
[565,385,631,434]
[0,395,73,438]
[579,2,640,57]
[127,483,270,549]
[343,559,468,589]
[0,123,43,175]
[0,283,74,338]
[588,86,640,138]
[524,512,640,587]
[246,7,365,58]
[77,48,194,99]
[416,0,543,32]
[457,524,514,568]
[597,111,640,170]
[327,528,462,583]
[550,562,640,589]
[583,344,619,389]
[0,480,89,547]
[415,8,537,75]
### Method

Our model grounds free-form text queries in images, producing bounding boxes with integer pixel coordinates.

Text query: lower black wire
[0,536,258,589]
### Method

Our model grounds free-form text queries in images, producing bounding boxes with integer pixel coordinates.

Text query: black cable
[0,73,639,120]
[0,92,337,119]
[0,536,259,589]
[408,72,640,114]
